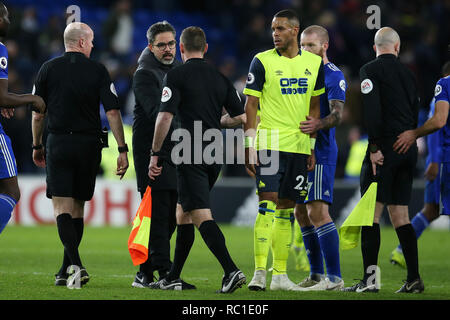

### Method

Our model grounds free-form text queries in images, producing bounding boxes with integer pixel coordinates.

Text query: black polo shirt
[33,51,119,135]
[360,54,420,147]
[160,58,244,133]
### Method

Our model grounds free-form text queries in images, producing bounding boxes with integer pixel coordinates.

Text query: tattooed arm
[300,99,344,134]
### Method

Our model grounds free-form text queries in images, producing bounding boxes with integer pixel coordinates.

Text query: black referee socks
[395,224,420,282]
[166,223,195,282]
[58,217,84,275]
[361,223,380,283]
[198,220,238,276]
[56,213,82,268]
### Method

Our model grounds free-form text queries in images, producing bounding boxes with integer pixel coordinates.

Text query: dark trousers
[139,189,177,276]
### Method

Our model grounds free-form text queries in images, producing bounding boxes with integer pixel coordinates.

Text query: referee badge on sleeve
[110,83,118,97]
[434,84,442,97]
[361,79,373,94]
[161,86,172,102]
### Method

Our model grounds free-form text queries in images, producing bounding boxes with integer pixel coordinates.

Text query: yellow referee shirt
[243,48,325,155]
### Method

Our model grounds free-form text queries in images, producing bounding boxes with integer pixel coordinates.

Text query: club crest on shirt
[361,78,373,94]
[0,57,7,70]
[161,86,172,102]
[434,84,442,97]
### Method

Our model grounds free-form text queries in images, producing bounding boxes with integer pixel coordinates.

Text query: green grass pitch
[0,224,449,300]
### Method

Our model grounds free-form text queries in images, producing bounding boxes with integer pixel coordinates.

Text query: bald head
[374,27,400,56]
[302,25,329,44]
[64,22,94,57]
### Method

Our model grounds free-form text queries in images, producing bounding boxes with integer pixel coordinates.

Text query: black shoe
[158,269,170,280]
[131,271,153,288]
[342,280,379,293]
[55,273,68,286]
[80,268,90,285]
[395,278,424,293]
[217,270,246,294]
[149,278,196,290]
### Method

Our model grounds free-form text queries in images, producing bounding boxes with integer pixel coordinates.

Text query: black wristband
[32,144,43,150]
[118,144,129,153]
[150,150,162,157]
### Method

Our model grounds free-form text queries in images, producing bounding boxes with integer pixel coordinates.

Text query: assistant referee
[32,22,129,289]
[343,27,423,293]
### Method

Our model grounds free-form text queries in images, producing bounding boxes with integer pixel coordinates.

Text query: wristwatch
[150,150,161,157]
[369,143,379,153]
[118,144,129,153]
[32,144,43,150]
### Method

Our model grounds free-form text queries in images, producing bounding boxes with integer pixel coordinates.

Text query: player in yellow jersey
[243,9,324,291]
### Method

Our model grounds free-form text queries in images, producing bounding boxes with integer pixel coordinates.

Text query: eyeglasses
[155,40,176,50]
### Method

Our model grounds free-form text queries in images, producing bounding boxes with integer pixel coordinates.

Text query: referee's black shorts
[360,142,418,205]
[46,133,102,201]
[177,163,222,212]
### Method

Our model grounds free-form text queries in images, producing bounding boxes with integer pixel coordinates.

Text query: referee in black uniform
[131,21,181,288]
[343,27,424,293]
[148,26,247,293]
[32,22,129,288]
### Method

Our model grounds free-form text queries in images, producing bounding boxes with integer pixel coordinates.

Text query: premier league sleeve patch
[0,57,7,70]
[246,72,255,85]
[434,84,442,97]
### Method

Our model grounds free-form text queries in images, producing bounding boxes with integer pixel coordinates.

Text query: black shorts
[177,163,222,212]
[360,144,417,205]
[46,133,102,201]
[255,150,309,202]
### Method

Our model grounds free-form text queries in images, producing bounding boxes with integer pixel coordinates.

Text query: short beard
[158,55,174,65]
[160,57,174,65]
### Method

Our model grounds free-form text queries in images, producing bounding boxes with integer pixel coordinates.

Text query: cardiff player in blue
[391,63,450,267]
[292,25,346,290]
[394,61,450,217]
[0,2,46,235]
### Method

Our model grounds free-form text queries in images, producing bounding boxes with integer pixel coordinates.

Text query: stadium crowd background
[2,0,449,180]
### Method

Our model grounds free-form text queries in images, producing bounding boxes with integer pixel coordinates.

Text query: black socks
[395,224,420,282]
[361,223,380,283]
[198,220,237,276]
[59,217,84,275]
[166,224,195,281]
[56,214,82,269]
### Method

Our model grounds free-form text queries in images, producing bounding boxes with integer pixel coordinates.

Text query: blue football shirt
[434,76,450,162]
[0,42,8,134]
[315,62,346,165]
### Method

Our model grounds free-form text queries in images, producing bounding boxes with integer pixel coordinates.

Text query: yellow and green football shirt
[243,48,325,155]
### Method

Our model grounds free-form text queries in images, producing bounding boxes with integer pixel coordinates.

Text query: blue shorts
[0,133,17,179]
[300,163,335,205]
[424,166,440,204]
[441,163,450,215]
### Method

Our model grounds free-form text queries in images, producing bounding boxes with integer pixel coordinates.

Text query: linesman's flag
[339,182,377,250]
[128,186,152,265]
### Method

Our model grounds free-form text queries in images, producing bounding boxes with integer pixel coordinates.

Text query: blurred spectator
[102,0,134,60]
[4,0,449,178]
[343,126,368,181]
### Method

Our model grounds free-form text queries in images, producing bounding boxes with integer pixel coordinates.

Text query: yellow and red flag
[128,186,152,266]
